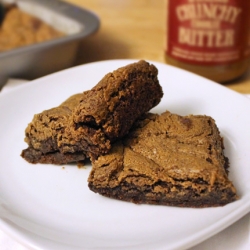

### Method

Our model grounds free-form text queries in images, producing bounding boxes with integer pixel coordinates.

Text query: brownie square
[88,111,238,207]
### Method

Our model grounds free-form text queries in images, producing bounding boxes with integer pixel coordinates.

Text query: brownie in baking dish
[88,111,238,208]
[0,5,64,52]
[21,60,163,164]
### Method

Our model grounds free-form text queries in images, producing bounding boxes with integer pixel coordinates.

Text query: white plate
[0,60,250,250]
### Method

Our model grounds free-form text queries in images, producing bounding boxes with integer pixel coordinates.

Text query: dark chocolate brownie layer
[21,60,163,164]
[88,111,238,208]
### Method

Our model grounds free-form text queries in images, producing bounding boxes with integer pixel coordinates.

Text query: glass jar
[165,0,250,83]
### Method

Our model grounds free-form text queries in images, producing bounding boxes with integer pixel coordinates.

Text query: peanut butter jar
[165,0,250,83]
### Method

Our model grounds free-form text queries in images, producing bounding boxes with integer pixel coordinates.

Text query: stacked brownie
[21,60,238,207]
[21,60,163,164]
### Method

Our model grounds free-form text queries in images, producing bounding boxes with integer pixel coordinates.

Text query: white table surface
[0,79,250,250]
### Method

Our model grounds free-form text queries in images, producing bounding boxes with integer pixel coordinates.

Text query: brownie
[88,111,238,208]
[73,60,163,140]
[21,60,163,164]
[21,93,91,164]
[0,5,64,52]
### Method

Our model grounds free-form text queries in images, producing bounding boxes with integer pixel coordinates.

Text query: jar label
[166,0,250,65]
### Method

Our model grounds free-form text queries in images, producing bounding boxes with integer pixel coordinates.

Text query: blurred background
[1,0,249,93]
[69,0,250,93]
